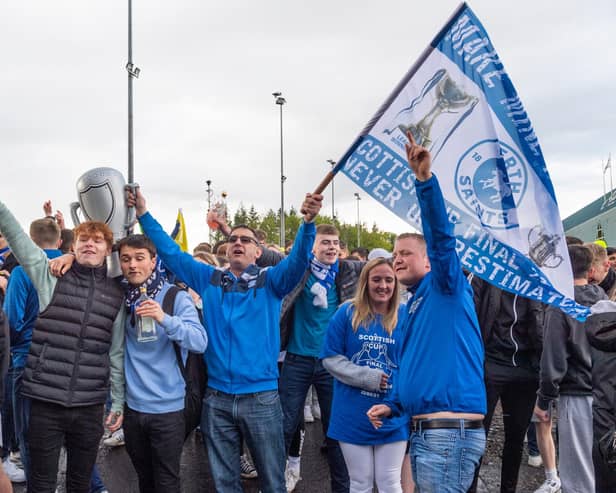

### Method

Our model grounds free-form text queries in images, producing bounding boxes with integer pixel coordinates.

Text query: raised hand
[300,193,323,223]
[55,210,66,230]
[126,185,147,217]
[405,130,432,181]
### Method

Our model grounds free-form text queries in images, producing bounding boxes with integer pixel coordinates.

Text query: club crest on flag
[455,139,527,230]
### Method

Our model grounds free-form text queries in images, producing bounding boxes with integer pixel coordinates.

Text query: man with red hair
[0,200,125,493]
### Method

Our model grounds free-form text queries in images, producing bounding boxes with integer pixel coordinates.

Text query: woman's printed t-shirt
[321,303,409,445]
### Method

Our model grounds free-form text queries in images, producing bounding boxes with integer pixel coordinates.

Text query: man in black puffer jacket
[585,302,616,492]
[0,200,125,493]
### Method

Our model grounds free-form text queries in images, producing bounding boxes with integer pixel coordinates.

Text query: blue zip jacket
[139,212,316,394]
[3,249,62,369]
[386,175,486,417]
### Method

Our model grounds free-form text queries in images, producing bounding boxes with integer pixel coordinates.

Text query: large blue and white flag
[336,3,588,320]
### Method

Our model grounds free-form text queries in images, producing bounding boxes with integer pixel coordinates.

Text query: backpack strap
[161,286,188,384]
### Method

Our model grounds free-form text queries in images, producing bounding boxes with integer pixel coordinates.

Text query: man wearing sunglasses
[127,187,322,493]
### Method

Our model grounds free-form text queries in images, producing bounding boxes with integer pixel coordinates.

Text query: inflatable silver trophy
[70,167,136,277]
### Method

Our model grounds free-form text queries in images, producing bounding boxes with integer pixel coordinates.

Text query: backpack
[162,286,207,439]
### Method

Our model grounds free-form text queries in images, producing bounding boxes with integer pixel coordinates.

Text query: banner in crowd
[171,208,188,252]
[336,3,588,319]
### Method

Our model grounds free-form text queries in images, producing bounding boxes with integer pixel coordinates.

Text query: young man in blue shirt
[279,224,363,492]
[368,132,486,492]
[127,187,322,493]
[114,234,207,493]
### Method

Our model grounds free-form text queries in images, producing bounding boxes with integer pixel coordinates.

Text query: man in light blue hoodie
[114,234,207,493]
[127,187,322,493]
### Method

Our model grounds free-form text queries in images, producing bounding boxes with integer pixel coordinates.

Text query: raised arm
[0,201,56,309]
[266,193,322,297]
[405,131,460,293]
[127,187,213,293]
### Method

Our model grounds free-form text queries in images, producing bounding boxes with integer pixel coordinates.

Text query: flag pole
[310,3,467,196]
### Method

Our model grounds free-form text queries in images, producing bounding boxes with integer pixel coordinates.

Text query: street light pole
[126,0,140,184]
[273,92,286,248]
[354,192,361,247]
[206,180,212,243]
[327,159,336,220]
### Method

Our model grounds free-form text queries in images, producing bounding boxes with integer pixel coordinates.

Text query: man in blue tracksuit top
[368,132,486,492]
[128,187,322,493]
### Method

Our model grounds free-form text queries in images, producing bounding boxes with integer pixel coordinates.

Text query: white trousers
[339,440,407,493]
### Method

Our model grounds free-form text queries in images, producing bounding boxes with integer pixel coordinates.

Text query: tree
[259,209,279,244]
[232,203,248,226]
[247,205,260,229]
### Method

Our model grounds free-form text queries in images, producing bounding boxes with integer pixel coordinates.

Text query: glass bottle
[137,286,157,342]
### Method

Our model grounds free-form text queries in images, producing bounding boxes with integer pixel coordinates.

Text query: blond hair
[350,258,400,335]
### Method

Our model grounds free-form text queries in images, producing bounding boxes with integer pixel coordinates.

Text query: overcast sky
[2,1,615,248]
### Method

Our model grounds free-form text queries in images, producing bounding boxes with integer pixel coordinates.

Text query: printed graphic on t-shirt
[351,333,396,397]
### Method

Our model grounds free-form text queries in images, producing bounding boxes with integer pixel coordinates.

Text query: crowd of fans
[0,135,614,493]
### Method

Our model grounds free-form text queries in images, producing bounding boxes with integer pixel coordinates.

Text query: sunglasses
[228,235,258,245]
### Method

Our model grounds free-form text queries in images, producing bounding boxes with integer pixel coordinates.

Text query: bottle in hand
[137,286,157,343]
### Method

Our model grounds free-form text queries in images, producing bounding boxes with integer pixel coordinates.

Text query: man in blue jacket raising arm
[368,132,486,492]
[127,187,322,493]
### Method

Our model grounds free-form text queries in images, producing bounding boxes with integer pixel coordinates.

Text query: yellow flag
[171,209,188,252]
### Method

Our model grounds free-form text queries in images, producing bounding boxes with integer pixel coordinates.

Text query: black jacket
[586,309,616,436]
[537,284,606,410]
[21,262,124,407]
[279,259,364,350]
[472,277,544,380]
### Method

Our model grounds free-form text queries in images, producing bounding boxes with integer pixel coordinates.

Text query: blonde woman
[321,257,409,493]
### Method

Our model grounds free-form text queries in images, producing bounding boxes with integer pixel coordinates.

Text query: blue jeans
[279,353,349,492]
[201,388,285,493]
[410,425,485,492]
[89,464,106,493]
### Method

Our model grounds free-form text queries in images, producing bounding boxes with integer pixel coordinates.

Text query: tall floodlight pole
[126,0,141,184]
[354,192,361,247]
[327,159,336,220]
[206,180,213,243]
[273,92,286,248]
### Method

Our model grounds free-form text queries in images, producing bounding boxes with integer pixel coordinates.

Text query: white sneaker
[534,478,561,493]
[528,454,543,468]
[304,405,314,423]
[2,458,26,483]
[285,464,301,492]
[102,428,125,447]
[240,453,258,479]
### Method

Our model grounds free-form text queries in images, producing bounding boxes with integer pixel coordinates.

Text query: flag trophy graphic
[384,69,478,160]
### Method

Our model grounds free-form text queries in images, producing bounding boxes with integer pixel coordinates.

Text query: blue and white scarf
[309,255,338,309]
[124,259,166,325]
[0,246,9,270]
